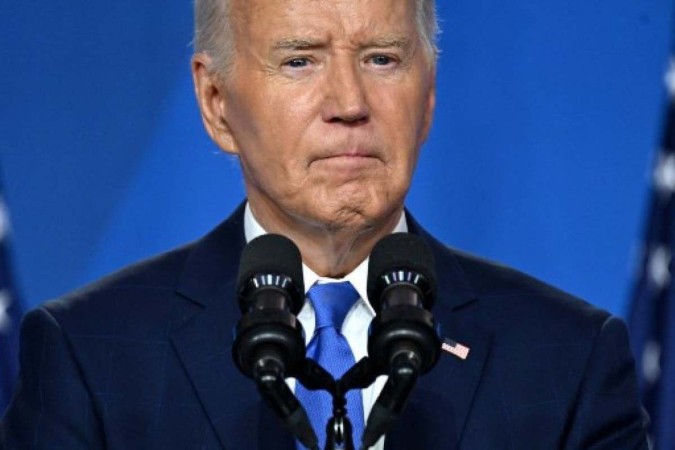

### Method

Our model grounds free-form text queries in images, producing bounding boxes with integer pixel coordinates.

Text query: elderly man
[1,0,648,449]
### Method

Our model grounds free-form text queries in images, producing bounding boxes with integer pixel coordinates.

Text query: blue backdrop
[1,1,673,317]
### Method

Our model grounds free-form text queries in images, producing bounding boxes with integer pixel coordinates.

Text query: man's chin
[307,202,400,235]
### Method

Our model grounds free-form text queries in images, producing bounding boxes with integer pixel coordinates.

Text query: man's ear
[421,70,436,143]
[191,53,238,155]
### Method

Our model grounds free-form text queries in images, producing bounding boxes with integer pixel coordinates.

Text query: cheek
[375,92,427,163]
[237,133,311,200]
[238,87,318,156]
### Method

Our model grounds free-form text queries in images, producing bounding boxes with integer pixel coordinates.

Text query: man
[0,0,648,449]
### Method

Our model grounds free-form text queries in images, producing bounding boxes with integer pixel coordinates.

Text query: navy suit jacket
[1,203,648,449]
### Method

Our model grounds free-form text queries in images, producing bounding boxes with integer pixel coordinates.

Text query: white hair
[193,0,439,75]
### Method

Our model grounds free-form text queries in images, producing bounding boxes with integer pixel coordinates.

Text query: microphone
[232,234,319,450]
[361,233,441,449]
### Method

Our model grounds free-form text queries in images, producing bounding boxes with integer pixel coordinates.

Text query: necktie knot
[307,281,360,331]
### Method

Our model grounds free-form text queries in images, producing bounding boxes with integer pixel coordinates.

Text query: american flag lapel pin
[441,337,470,360]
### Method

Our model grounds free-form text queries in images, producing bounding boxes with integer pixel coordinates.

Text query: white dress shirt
[244,203,407,450]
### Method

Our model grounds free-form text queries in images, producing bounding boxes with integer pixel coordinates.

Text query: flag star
[666,57,675,98]
[654,152,675,194]
[0,289,12,334]
[642,341,661,385]
[647,245,671,289]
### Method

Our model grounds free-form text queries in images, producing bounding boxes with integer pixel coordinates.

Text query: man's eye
[285,58,310,68]
[370,55,394,66]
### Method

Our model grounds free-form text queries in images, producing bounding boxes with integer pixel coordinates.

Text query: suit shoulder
[40,241,195,327]
[36,205,246,333]
[451,247,577,298]
[435,242,612,330]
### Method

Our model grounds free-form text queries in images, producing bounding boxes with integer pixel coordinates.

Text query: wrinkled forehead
[229,0,419,48]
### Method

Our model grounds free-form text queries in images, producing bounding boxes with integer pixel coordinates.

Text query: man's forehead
[230,0,418,45]
[230,0,415,27]
[230,0,414,10]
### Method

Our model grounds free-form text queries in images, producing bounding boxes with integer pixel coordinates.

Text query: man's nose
[321,58,370,125]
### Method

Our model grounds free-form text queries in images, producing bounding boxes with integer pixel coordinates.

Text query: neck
[247,200,403,278]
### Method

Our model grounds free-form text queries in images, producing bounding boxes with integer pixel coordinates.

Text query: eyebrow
[272,38,325,51]
[363,36,411,50]
[271,35,411,51]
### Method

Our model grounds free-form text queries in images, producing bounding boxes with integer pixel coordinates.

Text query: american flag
[628,43,675,449]
[0,176,23,413]
[441,337,470,360]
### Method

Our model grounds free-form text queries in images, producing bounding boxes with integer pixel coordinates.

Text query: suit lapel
[382,215,493,449]
[168,203,293,450]
[170,287,260,450]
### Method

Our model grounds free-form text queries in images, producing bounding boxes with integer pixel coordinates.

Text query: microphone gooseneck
[232,234,319,450]
[361,233,441,449]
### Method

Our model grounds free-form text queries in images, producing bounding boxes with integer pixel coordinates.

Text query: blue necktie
[295,282,365,449]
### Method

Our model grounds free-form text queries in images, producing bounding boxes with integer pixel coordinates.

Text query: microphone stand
[296,358,369,450]
[293,357,381,450]
[326,357,381,450]
[324,391,354,450]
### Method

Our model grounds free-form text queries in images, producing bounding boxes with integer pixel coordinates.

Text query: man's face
[210,0,435,233]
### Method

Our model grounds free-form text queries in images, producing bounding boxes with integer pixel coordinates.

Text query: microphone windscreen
[237,233,305,299]
[367,233,437,309]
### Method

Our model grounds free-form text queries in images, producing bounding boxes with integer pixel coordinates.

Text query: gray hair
[193,0,439,75]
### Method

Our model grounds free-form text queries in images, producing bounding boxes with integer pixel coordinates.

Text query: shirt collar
[243,202,408,310]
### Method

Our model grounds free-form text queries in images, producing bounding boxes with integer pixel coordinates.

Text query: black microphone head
[367,233,437,311]
[237,234,305,314]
